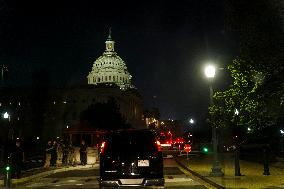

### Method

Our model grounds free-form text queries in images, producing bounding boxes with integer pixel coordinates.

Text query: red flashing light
[156,140,161,152]
[100,141,106,154]
[174,138,184,144]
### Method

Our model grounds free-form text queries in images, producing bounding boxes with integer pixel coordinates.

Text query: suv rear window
[104,130,157,154]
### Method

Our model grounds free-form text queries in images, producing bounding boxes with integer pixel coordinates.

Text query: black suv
[99,129,164,188]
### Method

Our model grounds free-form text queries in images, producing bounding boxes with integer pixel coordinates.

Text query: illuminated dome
[87,31,134,90]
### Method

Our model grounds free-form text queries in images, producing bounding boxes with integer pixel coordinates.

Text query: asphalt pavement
[4,151,283,188]
[11,158,210,189]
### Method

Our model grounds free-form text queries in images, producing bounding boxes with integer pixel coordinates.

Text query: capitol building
[0,32,144,145]
[87,32,134,90]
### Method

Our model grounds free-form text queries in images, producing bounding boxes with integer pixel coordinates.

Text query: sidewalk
[175,153,284,189]
[0,164,98,187]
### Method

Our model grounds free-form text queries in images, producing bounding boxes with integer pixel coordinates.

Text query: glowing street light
[3,112,9,119]
[204,64,216,78]
[189,118,195,124]
[235,109,239,115]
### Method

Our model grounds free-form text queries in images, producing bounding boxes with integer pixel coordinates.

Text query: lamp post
[204,64,224,176]
[188,118,195,145]
[234,108,242,176]
[3,112,13,140]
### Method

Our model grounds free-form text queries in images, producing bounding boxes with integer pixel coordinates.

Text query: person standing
[79,140,87,165]
[61,140,68,166]
[43,141,53,168]
[68,143,75,166]
[51,140,58,167]
[12,140,24,178]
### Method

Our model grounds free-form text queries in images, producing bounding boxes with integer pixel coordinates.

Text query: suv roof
[103,129,158,154]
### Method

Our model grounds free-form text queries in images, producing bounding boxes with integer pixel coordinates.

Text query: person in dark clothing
[12,140,24,178]
[50,140,58,166]
[79,140,87,165]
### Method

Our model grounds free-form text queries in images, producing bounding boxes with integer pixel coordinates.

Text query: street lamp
[3,112,14,140]
[189,118,195,125]
[204,64,224,176]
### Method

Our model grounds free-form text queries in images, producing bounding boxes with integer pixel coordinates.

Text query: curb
[174,157,225,189]
[0,164,99,187]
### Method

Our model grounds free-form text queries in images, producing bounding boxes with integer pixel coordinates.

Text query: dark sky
[0,0,237,122]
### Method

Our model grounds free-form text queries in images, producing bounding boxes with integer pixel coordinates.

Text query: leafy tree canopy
[209,0,284,132]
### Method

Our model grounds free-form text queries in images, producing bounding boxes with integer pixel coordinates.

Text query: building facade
[0,32,144,144]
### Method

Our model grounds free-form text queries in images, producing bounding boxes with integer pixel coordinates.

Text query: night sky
[0,0,237,123]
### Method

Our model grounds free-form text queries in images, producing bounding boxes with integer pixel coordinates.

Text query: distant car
[99,129,164,188]
[158,131,173,150]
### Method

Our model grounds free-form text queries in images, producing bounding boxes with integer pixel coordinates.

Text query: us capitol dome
[87,31,134,90]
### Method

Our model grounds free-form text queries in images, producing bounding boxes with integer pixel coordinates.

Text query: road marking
[165,177,193,182]
[165,174,193,183]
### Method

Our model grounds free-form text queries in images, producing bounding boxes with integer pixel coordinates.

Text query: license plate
[138,160,149,167]
[120,179,144,184]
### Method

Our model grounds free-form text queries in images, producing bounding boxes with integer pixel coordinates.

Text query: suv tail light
[156,140,161,152]
[100,141,106,154]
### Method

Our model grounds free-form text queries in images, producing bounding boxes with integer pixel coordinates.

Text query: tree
[80,98,130,131]
[209,0,284,132]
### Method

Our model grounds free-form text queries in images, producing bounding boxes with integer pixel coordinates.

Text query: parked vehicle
[99,129,164,188]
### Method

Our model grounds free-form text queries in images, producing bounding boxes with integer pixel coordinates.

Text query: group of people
[2,138,88,179]
[43,139,88,168]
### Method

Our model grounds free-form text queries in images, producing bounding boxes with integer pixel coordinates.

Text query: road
[19,158,211,189]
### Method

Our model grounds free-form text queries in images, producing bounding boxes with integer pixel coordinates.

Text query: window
[109,76,111,81]
[105,76,107,81]
[113,76,115,81]
[98,78,100,82]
